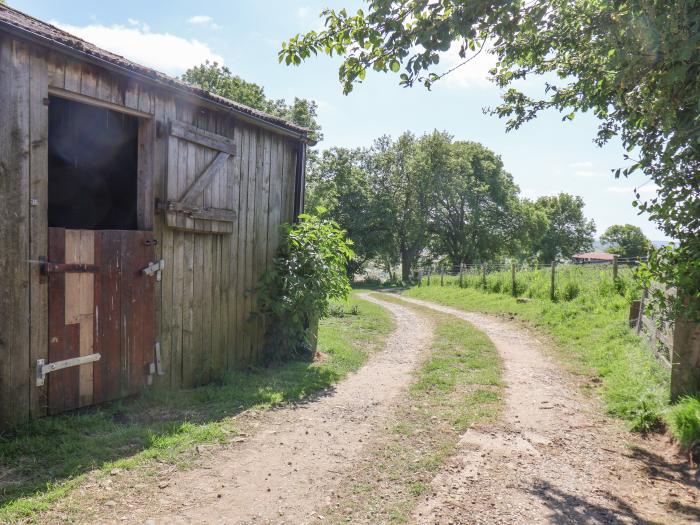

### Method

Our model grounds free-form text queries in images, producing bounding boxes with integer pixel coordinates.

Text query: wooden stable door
[47,228,156,414]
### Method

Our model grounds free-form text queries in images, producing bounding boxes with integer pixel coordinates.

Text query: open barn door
[42,95,158,414]
[44,229,157,413]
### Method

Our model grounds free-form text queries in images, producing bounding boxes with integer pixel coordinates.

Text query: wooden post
[459,263,464,288]
[612,254,619,280]
[427,267,431,286]
[440,266,445,287]
[670,319,700,400]
[418,269,422,287]
[482,263,487,289]
[511,262,517,296]
[550,261,556,301]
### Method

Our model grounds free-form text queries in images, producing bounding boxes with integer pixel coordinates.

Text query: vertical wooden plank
[93,231,122,402]
[63,58,81,93]
[124,79,139,110]
[267,136,283,261]
[77,231,94,407]
[0,37,31,425]
[79,63,98,98]
[251,132,272,361]
[46,52,65,89]
[29,46,49,419]
[161,96,177,387]
[243,129,258,363]
[181,231,196,386]
[235,126,250,366]
[226,124,242,369]
[137,118,155,231]
[47,228,79,414]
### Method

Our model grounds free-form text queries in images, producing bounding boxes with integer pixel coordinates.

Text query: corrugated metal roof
[0,4,311,138]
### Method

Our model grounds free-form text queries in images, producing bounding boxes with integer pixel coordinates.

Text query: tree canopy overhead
[281,0,700,317]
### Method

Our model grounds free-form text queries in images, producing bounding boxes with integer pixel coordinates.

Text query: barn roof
[0,4,312,140]
[572,252,616,261]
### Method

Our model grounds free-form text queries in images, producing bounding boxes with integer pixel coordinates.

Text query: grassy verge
[0,294,393,524]
[324,294,502,523]
[402,284,671,434]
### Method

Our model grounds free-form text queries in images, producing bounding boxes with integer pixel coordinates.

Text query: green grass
[403,281,671,433]
[324,295,502,523]
[0,294,393,524]
[666,396,700,450]
[431,263,639,303]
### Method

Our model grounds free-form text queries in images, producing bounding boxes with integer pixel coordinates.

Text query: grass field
[0,293,393,523]
[424,262,639,303]
[405,268,672,434]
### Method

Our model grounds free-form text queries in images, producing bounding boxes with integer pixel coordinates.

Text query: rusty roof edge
[0,17,317,145]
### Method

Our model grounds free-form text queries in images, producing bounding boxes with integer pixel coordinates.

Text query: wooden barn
[0,5,313,427]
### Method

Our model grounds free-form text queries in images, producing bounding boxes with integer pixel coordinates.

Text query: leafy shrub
[258,213,354,363]
[666,396,700,450]
[561,281,581,302]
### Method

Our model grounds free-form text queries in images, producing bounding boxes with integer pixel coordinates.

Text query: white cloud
[51,21,224,75]
[296,7,311,19]
[438,41,498,90]
[188,15,213,24]
[569,161,593,169]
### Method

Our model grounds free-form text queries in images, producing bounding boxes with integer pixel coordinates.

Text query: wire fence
[416,257,643,303]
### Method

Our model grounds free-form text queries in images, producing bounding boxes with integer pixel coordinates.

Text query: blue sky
[13,0,668,240]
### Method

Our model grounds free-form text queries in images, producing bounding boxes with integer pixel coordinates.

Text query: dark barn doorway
[48,96,139,230]
[45,95,156,414]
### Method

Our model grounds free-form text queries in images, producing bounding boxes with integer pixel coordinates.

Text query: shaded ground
[397,295,699,525]
[39,293,433,524]
[33,293,700,524]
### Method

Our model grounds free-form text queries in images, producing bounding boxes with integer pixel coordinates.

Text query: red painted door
[47,228,156,414]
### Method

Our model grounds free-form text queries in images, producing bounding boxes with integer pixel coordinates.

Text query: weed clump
[666,396,700,451]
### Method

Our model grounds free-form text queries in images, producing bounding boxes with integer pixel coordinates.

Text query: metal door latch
[36,354,101,386]
[142,259,165,281]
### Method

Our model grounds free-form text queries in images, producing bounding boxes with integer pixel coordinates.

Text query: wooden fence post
[427,267,431,286]
[671,319,700,400]
[511,262,517,296]
[550,261,556,301]
[418,270,422,287]
[612,255,619,280]
[482,263,487,289]
[459,263,464,288]
[440,266,445,287]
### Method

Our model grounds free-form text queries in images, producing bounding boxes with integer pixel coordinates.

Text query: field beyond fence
[418,260,639,304]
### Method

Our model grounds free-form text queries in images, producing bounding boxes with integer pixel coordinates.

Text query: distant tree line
[306,131,598,281]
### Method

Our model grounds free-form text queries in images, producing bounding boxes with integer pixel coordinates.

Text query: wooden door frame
[47,87,156,231]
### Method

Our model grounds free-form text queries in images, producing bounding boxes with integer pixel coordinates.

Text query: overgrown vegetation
[323,295,501,523]
[0,295,392,524]
[403,279,670,433]
[257,213,354,362]
[666,396,700,451]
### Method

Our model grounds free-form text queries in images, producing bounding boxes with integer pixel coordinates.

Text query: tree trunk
[401,249,412,283]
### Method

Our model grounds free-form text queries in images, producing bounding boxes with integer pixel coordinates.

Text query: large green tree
[601,224,651,259]
[305,147,391,276]
[533,194,596,262]
[281,0,700,317]
[421,135,520,266]
[368,132,431,281]
[182,61,322,142]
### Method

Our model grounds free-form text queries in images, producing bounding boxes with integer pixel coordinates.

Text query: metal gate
[43,228,158,414]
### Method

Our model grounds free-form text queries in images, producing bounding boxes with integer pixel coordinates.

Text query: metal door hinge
[142,259,165,281]
[36,354,101,386]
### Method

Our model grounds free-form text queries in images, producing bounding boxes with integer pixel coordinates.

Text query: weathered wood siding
[0,34,301,426]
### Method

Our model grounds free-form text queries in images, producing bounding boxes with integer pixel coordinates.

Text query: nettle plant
[258,212,354,362]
